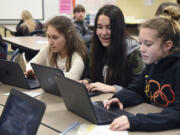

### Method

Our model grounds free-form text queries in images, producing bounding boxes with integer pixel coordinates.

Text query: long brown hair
[45,16,88,71]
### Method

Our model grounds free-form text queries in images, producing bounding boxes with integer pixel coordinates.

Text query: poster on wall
[59,0,72,14]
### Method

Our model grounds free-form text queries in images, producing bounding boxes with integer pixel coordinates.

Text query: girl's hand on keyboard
[87,82,116,93]
[24,69,36,79]
[79,79,89,86]
[103,98,123,110]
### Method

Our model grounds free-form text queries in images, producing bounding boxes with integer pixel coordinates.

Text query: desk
[4,25,16,37]
[125,18,146,25]
[37,93,180,135]
[3,36,48,52]
[36,92,113,132]
[125,18,146,37]
[0,84,179,134]
[3,36,48,61]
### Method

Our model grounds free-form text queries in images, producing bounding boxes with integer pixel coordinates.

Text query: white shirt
[26,44,85,81]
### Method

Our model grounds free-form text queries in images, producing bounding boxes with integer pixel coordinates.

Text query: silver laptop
[54,74,133,125]
[0,59,40,89]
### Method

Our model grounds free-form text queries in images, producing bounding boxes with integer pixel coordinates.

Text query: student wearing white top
[25,16,88,81]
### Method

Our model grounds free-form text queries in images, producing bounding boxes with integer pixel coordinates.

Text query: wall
[116,0,177,19]
[1,0,178,24]
[43,0,60,22]
[76,0,117,14]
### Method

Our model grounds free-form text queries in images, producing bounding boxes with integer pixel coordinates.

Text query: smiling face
[46,25,67,57]
[139,27,172,64]
[96,14,111,47]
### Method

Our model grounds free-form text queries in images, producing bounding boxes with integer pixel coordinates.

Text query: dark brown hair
[91,5,135,86]
[73,4,85,14]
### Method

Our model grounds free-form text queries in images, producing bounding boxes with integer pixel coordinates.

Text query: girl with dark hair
[25,16,88,81]
[81,5,144,93]
[104,6,180,131]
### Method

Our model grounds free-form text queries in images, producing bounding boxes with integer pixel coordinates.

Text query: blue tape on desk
[62,122,80,135]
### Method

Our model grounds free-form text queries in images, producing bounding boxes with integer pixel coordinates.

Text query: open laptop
[31,63,64,96]
[31,63,100,97]
[54,74,133,125]
[0,88,46,135]
[0,59,40,89]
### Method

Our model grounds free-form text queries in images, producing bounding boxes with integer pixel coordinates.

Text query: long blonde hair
[21,10,36,33]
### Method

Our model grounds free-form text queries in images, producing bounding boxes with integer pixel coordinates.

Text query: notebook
[0,59,40,89]
[31,63,64,96]
[0,88,46,135]
[54,74,133,125]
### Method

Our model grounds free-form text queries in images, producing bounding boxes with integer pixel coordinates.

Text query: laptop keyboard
[93,105,119,124]
[88,91,102,97]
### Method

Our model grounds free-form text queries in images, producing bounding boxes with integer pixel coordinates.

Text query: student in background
[25,16,88,81]
[15,10,44,61]
[16,10,43,36]
[80,5,144,93]
[72,4,92,50]
[0,34,7,59]
[103,6,180,131]
[155,2,180,16]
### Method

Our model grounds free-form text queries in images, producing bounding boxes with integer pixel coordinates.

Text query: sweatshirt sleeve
[128,106,180,131]
[113,70,147,108]
[113,88,145,108]
[126,64,180,131]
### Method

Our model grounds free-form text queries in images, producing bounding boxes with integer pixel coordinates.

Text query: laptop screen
[0,59,40,89]
[0,88,46,135]
[31,63,64,96]
[54,74,97,124]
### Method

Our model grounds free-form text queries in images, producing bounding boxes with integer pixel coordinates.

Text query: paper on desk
[4,91,42,97]
[77,124,128,135]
